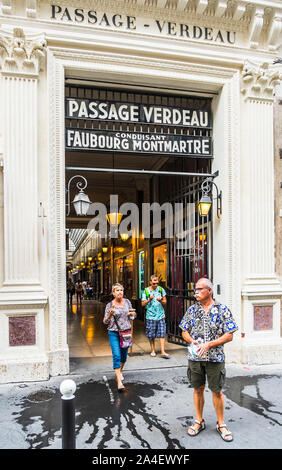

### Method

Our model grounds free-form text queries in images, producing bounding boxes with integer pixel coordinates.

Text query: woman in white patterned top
[103,283,136,391]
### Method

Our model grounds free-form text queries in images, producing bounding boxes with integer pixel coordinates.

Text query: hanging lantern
[106,212,123,225]
[120,233,129,241]
[198,176,222,218]
[66,175,91,216]
[198,194,212,217]
[72,190,91,216]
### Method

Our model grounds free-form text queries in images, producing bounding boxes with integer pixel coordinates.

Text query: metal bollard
[60,379,76,449]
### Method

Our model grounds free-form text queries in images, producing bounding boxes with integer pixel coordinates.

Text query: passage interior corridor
[67,299,183,358]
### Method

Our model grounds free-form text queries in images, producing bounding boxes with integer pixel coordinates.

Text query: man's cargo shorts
[145,318,166,340]
[187,360,226,393]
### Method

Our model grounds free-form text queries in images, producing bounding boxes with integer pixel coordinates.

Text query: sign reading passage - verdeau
[66,129,212,157]
[65,98,212,128]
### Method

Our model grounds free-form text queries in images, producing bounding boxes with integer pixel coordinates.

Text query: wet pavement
[0,354,282,451]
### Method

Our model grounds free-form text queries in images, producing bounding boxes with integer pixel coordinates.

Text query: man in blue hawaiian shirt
[179,277,238,442]
[141,275,169,359]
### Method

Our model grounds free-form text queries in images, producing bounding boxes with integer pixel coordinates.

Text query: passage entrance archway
[65,82,214,349]
[47,42,241,375]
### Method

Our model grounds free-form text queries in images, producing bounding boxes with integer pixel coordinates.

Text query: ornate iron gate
[166,171,213,345]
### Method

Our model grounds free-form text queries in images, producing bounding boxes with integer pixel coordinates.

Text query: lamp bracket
[200,172,222,218]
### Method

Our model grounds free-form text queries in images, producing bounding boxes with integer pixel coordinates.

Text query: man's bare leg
[188,385,205,436]
[212,391,232,441]
[212,391,224,423]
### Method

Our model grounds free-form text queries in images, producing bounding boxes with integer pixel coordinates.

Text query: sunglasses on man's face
[194,287,209,292]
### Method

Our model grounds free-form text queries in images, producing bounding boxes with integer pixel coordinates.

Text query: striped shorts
[145,318,166,340]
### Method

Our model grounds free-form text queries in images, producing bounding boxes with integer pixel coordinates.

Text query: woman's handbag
[118,329,132,349]
[113,314,132,349]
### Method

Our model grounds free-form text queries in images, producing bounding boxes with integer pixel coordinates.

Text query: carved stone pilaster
[0,27,47,292]
[240,59,282,312]
[239,59,282,360]
[0,27,46,77]
[0,27,49,383]
[241,60,282,101]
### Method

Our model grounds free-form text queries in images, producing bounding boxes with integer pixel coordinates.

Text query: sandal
[216,422,233,442]
[161,353,170,359]
[188,419,205,437]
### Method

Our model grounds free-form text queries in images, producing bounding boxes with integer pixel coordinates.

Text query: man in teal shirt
[141,275,170,359]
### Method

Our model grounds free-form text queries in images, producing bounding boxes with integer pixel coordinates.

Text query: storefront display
[124,254,134,300]
[103,260,111,296]
[114,257,123,285]
[138,251,145,299]
[153,244,167,286]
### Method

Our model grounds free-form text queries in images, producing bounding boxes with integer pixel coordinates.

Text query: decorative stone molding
[183,0,208,15]
[267,13,282,51]
[47,50,69,362]
[0,27,46,76]
[242,276,282,298]
[177,0,189,11]
[241,60,282,100]
[202,0,227,18]
[232,2,246,22]
[42,0,282,35]
[0,302,47,310]
[248,7,264,49]
[26,0,37,18]
[53,48,235,83]
[1,0,12,15]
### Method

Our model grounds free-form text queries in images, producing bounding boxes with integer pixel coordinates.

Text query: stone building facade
[0,0,282,383]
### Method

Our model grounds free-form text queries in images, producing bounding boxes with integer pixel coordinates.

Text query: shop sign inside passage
[66,129,212,157]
